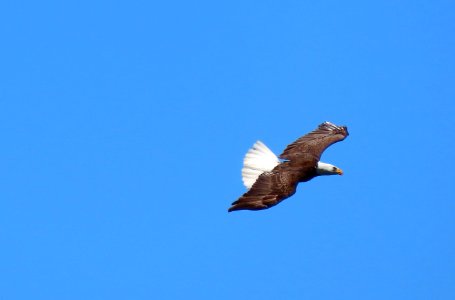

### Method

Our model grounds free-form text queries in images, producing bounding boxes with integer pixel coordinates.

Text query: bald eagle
[228,122,349,212]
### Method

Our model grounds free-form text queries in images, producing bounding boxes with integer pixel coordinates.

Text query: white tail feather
[241,141,279,189]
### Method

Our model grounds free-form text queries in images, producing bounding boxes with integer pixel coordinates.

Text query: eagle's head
[316,162,343,176]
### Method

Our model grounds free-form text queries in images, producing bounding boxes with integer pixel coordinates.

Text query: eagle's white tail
[241,141,279,189]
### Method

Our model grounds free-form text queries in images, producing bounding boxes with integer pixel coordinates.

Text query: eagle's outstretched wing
[228,166,300,212]
[279,122,349,161]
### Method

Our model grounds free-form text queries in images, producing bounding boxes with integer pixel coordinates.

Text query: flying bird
[228,121,349,212]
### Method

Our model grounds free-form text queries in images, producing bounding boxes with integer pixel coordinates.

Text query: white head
[316,161,343,176]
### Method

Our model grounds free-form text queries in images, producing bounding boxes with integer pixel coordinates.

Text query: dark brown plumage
[228,122,349,212]
[279,122,348,161]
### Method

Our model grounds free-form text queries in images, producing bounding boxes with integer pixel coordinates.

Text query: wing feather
[228,166,300,212]
[279,122,349,161]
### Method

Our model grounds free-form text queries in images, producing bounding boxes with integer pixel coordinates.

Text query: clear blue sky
[1,1,454,299]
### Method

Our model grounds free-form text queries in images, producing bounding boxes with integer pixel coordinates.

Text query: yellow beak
[336,168,343,175]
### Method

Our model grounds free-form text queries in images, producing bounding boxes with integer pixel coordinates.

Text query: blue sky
[1,0,454,299]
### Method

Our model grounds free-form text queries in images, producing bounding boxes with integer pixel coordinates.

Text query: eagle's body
[228,122,349,212]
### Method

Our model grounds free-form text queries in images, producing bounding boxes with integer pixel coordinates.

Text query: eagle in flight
[228,122,349,212]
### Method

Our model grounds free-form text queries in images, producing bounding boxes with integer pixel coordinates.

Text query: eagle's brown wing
[279,122,349,161]
[228,171,298,212]
[228,161,311,212]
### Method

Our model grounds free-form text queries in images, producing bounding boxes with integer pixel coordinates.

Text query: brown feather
[279,122,349,161]
[228,159,316,212]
